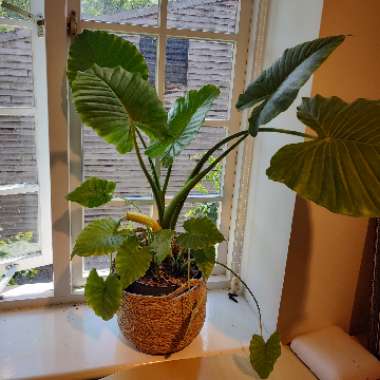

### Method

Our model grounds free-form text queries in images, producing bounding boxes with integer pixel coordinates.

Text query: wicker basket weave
[117,280,207,355]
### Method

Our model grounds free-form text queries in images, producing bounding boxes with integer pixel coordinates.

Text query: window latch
[67,10,78,37]
[1,1,45,37]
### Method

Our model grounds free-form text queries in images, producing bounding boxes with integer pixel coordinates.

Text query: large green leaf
[72,65,167,154]
[177,217,224,250]
[192,246,216,279]
[250,332,281,379]
[66,177,116,208]
[115,236,152,288]
[146,85,220,166]
[85,269,122,321]
[72,218,125,258]
[150,229,175,265]
[267,95,380,217]
[67,29,149,85]
[236,35,345,131]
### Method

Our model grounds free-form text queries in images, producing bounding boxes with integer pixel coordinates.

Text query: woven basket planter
[117,279,207,355]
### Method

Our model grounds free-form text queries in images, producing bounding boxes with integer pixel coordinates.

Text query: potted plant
[67,30,380,378]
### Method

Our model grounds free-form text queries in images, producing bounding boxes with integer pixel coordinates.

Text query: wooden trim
[45,0,72,297]
[228,0,270,275]
[80,20,238,42]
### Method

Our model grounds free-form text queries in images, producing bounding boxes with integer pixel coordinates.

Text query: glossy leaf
[66,177,116,208]
[115,236,152,288]
[72,218,125,258]
[67,29,149,85]
[85,269,122,321]
[146,85,220,166]
[237,35,345,131]
[250,332,281,379]
[177,217,224,250]
[72,65,167,154]
[193,246,216,279]
[150,229,175,265]
[267,95,380,217]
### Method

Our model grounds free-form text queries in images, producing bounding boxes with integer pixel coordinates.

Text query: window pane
[81,0,159,27]
[165,38,234,119]
[176,201,221,231]
[0,0,31,20]
[117,33,156,85]
[161,126,226,196]
[83,204,152,272]
[0,193,38,245]
[83,128,152,198]
[167,0,240,34]
[0,26,34,107]
[0,115,37,185]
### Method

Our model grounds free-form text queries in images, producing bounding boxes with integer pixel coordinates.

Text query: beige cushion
[290,326,380,380]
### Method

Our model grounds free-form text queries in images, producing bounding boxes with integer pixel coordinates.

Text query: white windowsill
[0,290,257,380]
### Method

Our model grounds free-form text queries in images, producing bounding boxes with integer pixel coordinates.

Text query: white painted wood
[45,0,72,297]
[0,184,38,195]
[240,0,324,336]
[0,290,256,380]
[31,0,53,270]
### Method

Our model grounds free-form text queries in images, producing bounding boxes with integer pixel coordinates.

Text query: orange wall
[278,0,380,342]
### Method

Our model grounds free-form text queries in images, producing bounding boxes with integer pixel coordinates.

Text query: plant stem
[258,127,316,139]
[189,130,249,179]
[163,134,247,228]
[162,163,172,197]
[136,129,162,192]
[215,260,263,336]
[133,129,164,223]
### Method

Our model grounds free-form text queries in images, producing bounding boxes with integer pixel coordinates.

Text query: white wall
[241,0,324,336]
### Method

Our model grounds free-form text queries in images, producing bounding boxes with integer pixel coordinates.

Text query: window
[0,0,255,304]
[71,0,252,287]
[0,0,52,300]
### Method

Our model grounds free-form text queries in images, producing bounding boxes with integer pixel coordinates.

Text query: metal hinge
[67,10,78,37]
[1,1,45,37]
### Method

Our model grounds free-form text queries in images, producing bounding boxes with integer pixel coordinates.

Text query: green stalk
[136,129,162,192]
[132,130,164,223]
[163,134,248,228]
[189,130,249,179]
[215,260,263,336]
[162,163,172,198]
[258,127,316,139]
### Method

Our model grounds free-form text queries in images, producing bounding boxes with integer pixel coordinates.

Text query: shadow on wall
[278,197,312,344]
[350,219,377,342]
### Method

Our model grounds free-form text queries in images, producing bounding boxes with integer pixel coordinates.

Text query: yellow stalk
[125,211,162,232]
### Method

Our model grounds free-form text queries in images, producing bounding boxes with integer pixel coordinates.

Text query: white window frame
[69,0,254,288]
[0,0,269,309]
[0,0,52,274]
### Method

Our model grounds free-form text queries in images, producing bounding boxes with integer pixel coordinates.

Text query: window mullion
[45,0,76,297]
[31,0,53,270]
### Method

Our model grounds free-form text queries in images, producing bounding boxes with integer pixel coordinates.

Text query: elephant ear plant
[67,30,380,378]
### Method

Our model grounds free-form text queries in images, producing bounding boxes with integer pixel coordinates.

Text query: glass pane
[81,0,159,27]
[117,33,157,85]
[0,115,37,185]
[0,26,34,107]
[161,126,226,196]
[167,0,240,34]
[83,127,152,198]
[176,201,221,231]
[0,0,31,20]
[83,203,152,272]
[165,38,234,119]
[0,194,52,300]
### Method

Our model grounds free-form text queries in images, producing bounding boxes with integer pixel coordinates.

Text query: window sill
[0,289,256,380]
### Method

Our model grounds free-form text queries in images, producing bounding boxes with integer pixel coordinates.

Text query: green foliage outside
[81,0,157,17]
[66,29,380,378]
